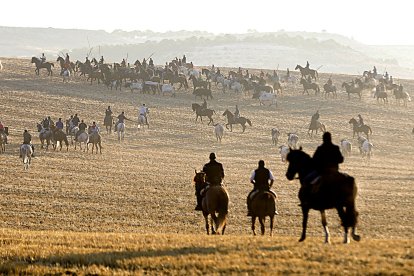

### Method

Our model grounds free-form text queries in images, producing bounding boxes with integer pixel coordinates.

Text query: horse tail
[246,119,252,126]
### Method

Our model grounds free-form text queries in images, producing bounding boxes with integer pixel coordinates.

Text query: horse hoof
[352,234,361,242]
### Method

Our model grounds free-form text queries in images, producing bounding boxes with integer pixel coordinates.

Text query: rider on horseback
[234,105,240,119]
[195,153,225,211]
[139,104,148,123]
[357,114,364,127]
[75,120,87,141]
[313,132,344,176]
[201,99,207,110]
[115,111,128,131]
[72,113,80,127]
[306,61,310,69]
[40,53,46,64]
[55,118,64,130]
[21,129,35,157]
[89,122,99,134]
[310,110,319,130]
[247,160,278,216]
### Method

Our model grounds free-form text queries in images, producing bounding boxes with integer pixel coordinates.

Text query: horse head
[295,65,301,70]
[36,123,42,132]
[31,57,39,64]
[285,147,310,181]
[194,170,206,184]
[349,118,356,125]
[222,109,231,117]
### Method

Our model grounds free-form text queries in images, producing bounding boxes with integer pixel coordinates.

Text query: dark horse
[189,75,211,91]
[51,126,69,151]
[222,109,252,133]
[323,83,337,99]
[192,104,215,125]
[104,114,113,134]
[87,130,103,154]
[194,171,229,235]
[349,118,372,139]
[342,82,363,100]
[295,65,318,80]
[31,57,54,76]
[300,79,320,95]
[285,148,361,243]
[251,191,276,236]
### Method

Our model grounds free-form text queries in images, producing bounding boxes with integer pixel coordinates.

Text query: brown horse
[222,109,252,133]
[194,171,229,235]
[31,57,54,76]
[349,118,372,139]
[342,82,363,100]
[51,127,69,151]
[87,131,102,154]
[286,148,361,243]
[295,65,318,80]
[251,191,276,236]
[308,121,326,137]
[300,78,320,95]
[194,105,215,125]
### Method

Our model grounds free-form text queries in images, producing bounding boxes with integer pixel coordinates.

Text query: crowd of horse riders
[194,129,344,216]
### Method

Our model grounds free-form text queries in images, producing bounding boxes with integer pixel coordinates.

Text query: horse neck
[296,157,314,181]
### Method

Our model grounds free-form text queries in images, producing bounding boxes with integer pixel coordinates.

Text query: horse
[213,123,224,142]
[104,115,113,134]
[36,123,54,149]
[74,131,89,151]
[393,86,411,106]
[31,57,54,76]
[56,56,75,75]
[193,88,213,100]
[194,171,229,235]
[51,127,69,151]
[116,122,125,141]
[194,105,215,125]
[250,190,276,236]
[349,118,372,139]
[271,128,280,145]
[87,131,102,154]
[342,82,363,100]
[138,114,149,129]
[20,144,33,170]
[0,132,6,153]
[323,83,337,99]
[285,148,361,243]
[222,109,252,133]
[295,65,318,80]
[308,121,326,137]
[374,89,388,104]
[189,75,210,91]
[300,79,320,95]
[62,68,71,83]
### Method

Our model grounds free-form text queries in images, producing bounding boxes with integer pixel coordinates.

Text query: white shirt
[250,170,274,182]
[139,106,147,115]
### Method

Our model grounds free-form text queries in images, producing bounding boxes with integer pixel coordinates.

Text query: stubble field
[0,58,413,274]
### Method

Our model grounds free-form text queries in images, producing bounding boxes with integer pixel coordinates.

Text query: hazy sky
[1,0,412,45]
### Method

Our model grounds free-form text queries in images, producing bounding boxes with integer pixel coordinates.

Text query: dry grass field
[0,58,413,274]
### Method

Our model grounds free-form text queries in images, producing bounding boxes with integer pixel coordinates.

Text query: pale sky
[1,0,412,45]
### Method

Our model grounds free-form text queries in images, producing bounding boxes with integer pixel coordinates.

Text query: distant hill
[1,26,413,79]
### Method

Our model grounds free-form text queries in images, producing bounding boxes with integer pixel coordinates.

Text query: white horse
[287,133,299,149]
[161,83,176,97]
[62,68,70,83]
[20,144,33,170]
[213,123,224,142]
[137,115,149,129]
[116,122,125,140]
[271,128,280,145]
[68,125,78,145]
[74,132,89,151]
[230,81,243,93]
[340,139,352,157]
[257,91,277,106]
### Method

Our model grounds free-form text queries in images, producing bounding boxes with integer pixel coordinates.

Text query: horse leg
[269,215,274,237]
[321,211,330,244]
[251,216,257,236]
[299,207,309,242]
[336,206,350,243]
[242,124,245,133]
[259,216,265,235]
[203,213,210,235]
[210,214,217,234]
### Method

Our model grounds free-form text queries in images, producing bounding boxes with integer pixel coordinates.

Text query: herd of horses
[24,56,414,243]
